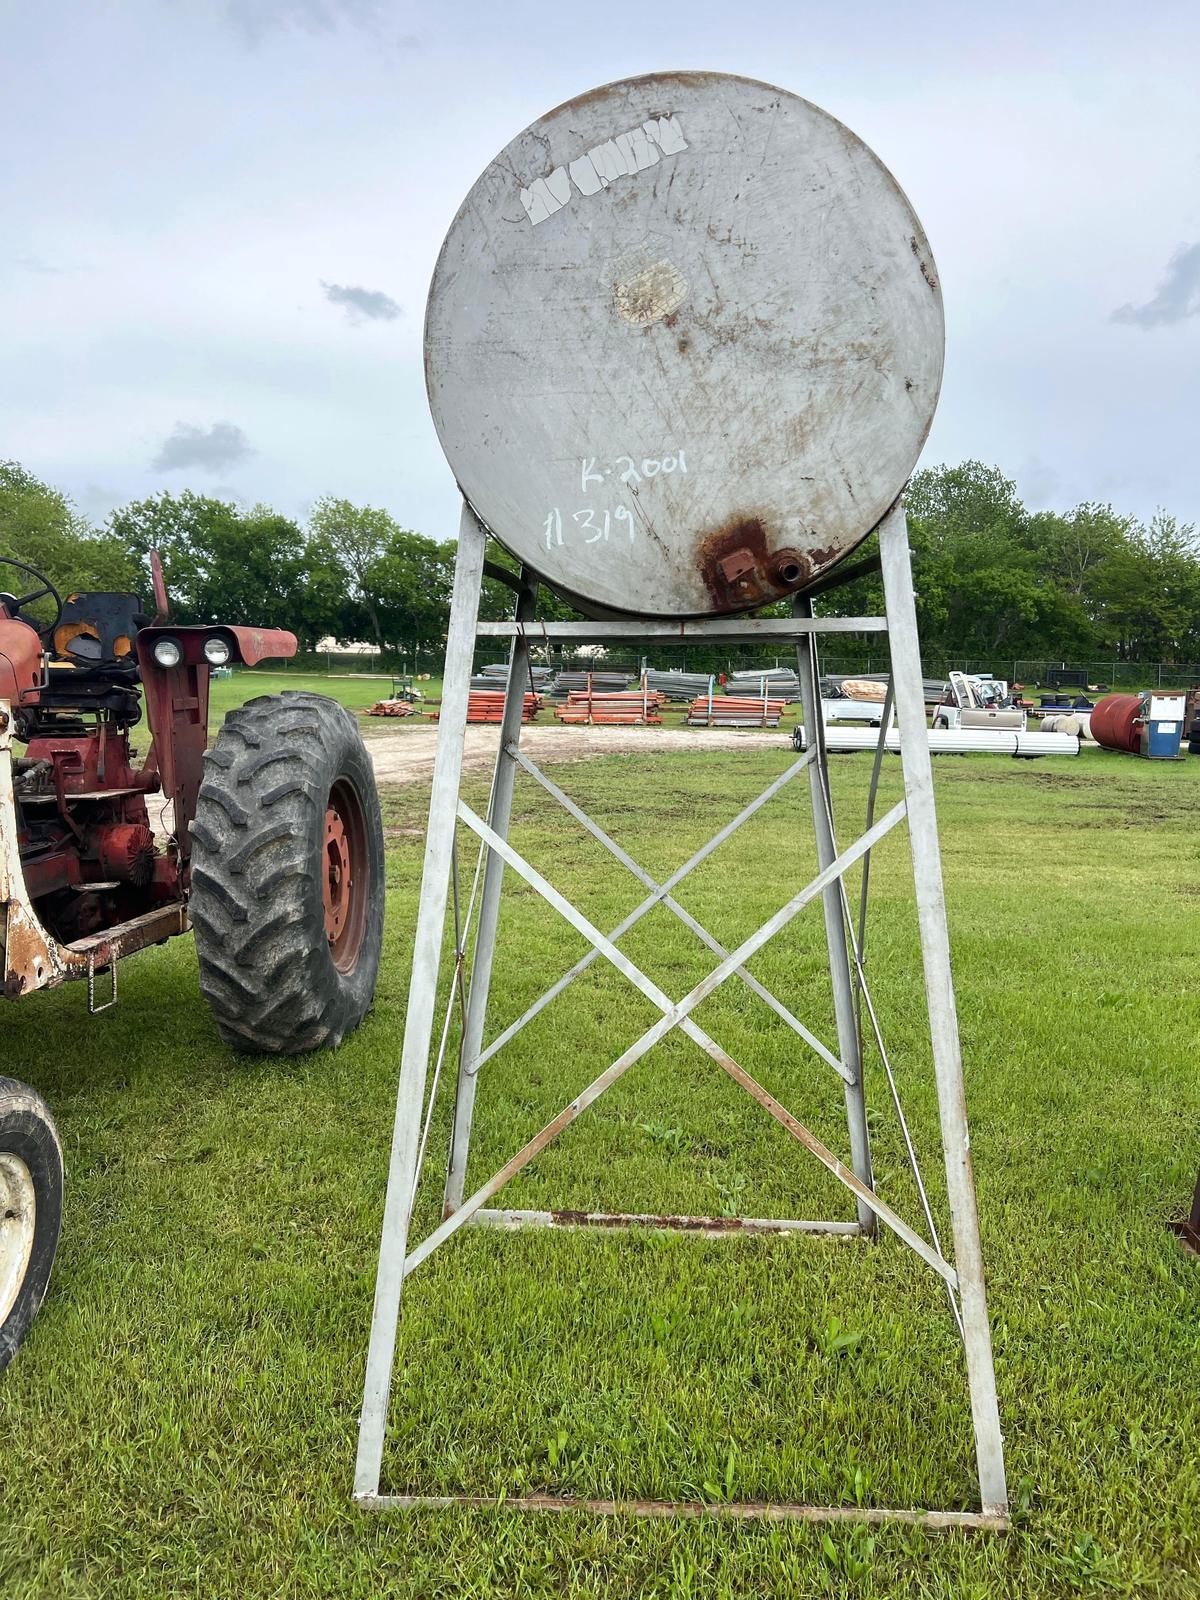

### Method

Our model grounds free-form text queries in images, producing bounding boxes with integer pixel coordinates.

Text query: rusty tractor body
[0,559,294,1004]
[0,554,385,1370]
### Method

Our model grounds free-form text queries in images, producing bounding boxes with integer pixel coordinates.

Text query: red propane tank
[1090,693,1142,753]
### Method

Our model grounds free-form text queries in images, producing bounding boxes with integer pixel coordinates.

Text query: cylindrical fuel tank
[1090,693,1143,753]
[425,72,944,619]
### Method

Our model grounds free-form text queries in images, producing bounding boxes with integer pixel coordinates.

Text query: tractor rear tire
[0,1078,64,1373]
[190,692,385,1054]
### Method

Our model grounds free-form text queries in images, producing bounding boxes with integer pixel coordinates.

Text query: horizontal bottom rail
[468,1207,864,1239]
[356,1492,1009,1532]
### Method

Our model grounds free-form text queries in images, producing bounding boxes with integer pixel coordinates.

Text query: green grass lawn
[208,670,448,738]
[209,668,807,736]
[2,745,1198,1597]
[208,669,400,728]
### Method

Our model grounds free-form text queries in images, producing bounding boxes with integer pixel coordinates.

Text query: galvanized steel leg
[354,502,488,1500]
[794,595,876,1232]
[877,503,1008,1516]
[443,568,539,1216]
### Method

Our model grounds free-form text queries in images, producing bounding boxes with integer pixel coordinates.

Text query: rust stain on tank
[697,516,817,610]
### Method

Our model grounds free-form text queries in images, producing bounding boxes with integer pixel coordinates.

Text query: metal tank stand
[354,500,1008,1531]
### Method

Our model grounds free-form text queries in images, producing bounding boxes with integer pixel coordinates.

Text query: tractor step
[64,900,187,961]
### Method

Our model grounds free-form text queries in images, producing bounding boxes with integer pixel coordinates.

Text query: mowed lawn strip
[1,746,1197,1597]
[207,669,402,730]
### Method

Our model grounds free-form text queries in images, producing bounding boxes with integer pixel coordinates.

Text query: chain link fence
[469,645,1200,692]
[806,658,1200,690]
[239,644,1200,693]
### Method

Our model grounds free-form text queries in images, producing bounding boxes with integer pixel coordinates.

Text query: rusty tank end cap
[698,518,836,610]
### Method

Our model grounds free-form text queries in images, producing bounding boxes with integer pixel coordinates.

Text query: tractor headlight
[203,636,231,666]
[152,637,183,668]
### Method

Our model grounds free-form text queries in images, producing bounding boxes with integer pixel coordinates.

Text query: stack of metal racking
[726,667,802,701]
[642,668,715,701]
[545,668,631,699]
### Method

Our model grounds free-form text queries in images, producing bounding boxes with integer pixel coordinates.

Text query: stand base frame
[353,501,1009,1527]
[358,1492,1009,1533]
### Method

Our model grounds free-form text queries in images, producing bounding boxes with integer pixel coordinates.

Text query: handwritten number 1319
[543,506,636,547]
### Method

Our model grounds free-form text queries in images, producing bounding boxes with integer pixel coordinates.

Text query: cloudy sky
[2,1,1197,540]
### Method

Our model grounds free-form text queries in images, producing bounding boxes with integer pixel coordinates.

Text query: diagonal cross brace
[401,795,957,1289]
[508,746,851,1084]
[469,749,819,1077]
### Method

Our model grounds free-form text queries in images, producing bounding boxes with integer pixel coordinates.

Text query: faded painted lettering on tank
[578,453,689,493]
[520,116,689,226]
[543,504,639,550]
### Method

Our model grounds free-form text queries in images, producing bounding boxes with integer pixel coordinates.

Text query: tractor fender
[224,626,296,666]
[0,619,42,705]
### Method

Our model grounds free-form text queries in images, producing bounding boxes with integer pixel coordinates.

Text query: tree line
[1,459,1197,667]
[824,462,1200,668]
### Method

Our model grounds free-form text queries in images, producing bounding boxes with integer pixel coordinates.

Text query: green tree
[299,537,362,651]
[367,530,454,658]
[0,462,140,620]
[107,491,313,637]
[307,497,397,649]
[1090,511,1200,662]
[1030,502,1134,600]
[477,540,583,625]
[902,463,1103,664]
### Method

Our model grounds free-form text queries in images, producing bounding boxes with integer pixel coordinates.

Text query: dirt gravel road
[149,725,784,833]
[366,724,786,787]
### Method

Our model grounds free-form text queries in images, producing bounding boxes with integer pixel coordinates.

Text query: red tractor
[0,556,384,1370]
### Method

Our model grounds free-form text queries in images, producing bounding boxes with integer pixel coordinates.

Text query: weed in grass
[636,1119,694,1155]
[1011,1474,1037,1524]
[646,1289,688,1346]
[700,1446,739,1504]
[724,1297,757,1329]
[544,1427,574,1478]
[708,1167,748,1218]
[666,1548,702,1598]
[818,1314,865,1359]
[840,1459,872,1507]
[820,1524,877,1583]
[1055,1531,1123,1591]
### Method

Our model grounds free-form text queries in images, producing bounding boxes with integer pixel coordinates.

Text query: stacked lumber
[555,685,664,725]
[367,698,416,718]
[687,693,785,728]
[425,691,543,724]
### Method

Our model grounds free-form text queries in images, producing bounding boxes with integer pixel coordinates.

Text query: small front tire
[0,1078,63,1374]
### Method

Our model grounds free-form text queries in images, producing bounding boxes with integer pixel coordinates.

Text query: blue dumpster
[1144,693,1185,759]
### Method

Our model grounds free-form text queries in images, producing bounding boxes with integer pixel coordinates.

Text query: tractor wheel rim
[323,778,370,974]
[0,1153,36,1327]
